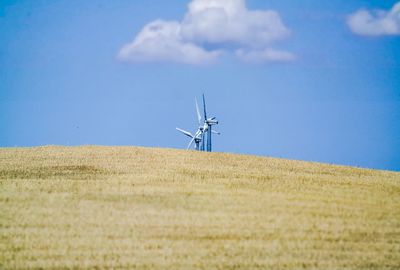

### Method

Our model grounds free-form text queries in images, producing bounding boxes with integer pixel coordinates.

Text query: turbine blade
[211,130,220,135]
[194,129,202,139]
[202,94,207,121]
[176,127,193,138]
[195,98,201,125]
[187,137,195,150]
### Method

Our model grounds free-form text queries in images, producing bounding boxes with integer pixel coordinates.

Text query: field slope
[0,146,399,269]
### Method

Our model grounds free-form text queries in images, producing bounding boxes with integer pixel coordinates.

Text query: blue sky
[1,0,399,171]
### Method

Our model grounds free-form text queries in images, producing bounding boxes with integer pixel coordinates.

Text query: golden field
[0,146,399,269]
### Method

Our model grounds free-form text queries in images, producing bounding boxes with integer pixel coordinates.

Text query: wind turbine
[176,98,204,150]
[176,127,202,150]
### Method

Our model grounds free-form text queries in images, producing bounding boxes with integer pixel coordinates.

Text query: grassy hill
[0,146,399,269]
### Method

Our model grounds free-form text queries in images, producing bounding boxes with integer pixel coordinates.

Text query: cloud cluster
[118,0,294,65]
[347,2,400,36]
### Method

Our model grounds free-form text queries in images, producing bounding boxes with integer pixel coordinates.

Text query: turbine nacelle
[206,118,218,125]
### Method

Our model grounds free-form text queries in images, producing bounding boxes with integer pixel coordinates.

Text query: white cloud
[117,20,220,65]
[181,0,290,47]
[236,48,296,63]
[347,2,400,36]
[118,0,293,65]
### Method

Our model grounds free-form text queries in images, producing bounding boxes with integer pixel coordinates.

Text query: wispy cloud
[235,48,296,63]
[118,0,293,65]
[347,2,400,36]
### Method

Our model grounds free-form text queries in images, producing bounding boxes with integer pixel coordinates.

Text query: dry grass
[0,146,399,269]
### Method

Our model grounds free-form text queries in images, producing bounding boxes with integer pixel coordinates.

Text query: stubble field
[0,146,399,269]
